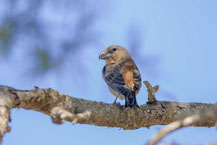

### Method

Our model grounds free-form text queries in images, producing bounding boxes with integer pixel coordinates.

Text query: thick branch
[0,84,216,143]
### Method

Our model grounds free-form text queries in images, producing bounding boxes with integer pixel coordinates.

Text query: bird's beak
[99,51,108,60]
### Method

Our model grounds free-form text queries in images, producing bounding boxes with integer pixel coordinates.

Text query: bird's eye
[112,48,117,52]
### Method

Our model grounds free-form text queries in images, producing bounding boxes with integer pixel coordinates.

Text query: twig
[147,110,217,145]
[143,81,159,103]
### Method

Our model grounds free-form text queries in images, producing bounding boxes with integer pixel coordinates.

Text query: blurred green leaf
[0,0,100,77]
[0,21,16,56]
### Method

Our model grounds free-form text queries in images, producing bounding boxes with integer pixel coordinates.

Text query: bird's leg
[113,97,118,104]
[113,94,120,104]
[125,92,139,108]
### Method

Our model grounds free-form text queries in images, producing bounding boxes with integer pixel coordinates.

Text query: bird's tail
[125,92,139,108]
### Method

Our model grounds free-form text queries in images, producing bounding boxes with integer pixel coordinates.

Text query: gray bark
[0,85,216,144]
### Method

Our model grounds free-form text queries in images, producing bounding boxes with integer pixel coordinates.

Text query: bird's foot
[113,97,118,104]
[125,103,140,109]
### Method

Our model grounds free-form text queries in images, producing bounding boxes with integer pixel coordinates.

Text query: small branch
[50,107,91,124]
[144,81,159,103]
[0,86,14,144]
[0,106,10,144]
[147,109,217,145]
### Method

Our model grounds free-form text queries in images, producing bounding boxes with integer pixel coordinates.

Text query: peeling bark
[0,84,216,144]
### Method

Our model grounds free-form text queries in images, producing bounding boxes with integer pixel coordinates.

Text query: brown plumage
[99,45,141,108]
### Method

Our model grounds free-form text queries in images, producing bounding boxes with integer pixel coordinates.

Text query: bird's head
[99,45,131,64]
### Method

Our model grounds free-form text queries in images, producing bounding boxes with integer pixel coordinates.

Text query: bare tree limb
[0,83,216,144]
[147,109,217,145]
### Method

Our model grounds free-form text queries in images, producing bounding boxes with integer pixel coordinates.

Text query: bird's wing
[103,59,141,97]
[132,64,142,95]
[120,59,141,94]
[103,63,130,96]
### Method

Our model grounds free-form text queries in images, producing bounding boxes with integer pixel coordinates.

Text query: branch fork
[143,81,159,104]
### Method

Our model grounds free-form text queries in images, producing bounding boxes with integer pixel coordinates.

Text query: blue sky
[1,0,217,145]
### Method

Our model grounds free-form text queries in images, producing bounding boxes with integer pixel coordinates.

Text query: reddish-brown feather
[120,60,136,90]
[122,71,134,86]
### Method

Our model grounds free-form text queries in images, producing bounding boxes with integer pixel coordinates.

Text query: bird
[99,45,141,108]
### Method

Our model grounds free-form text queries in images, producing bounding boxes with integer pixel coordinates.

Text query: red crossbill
[99,45,141,108]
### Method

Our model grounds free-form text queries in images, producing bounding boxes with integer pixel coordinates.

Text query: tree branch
[0,83,216,144]
[147,109,217,145]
